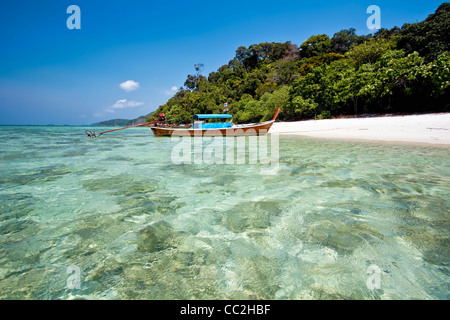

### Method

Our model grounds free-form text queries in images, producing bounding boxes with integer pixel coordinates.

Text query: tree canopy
[148,3,449,124]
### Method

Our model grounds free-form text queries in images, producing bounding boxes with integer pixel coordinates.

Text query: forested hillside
[94,115,148,127]
[148,3,450,124]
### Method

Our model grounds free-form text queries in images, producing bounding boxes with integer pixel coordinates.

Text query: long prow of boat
[86,108,281,138]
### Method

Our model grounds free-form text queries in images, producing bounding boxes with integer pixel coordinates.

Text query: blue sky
[0,0,444,125]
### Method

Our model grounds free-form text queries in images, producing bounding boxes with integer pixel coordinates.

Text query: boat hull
[150,121,275,137]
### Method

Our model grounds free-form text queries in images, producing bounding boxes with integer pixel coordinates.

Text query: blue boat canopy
[193,114,232,120]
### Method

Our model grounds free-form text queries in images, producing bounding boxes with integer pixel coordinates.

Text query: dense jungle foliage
[148,3,450,124]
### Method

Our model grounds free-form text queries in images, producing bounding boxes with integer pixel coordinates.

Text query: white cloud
[94,99,144,116]
[165,86,178,96]
[119,80,140,92]
[94,98,145,118]
[108,99,143,111]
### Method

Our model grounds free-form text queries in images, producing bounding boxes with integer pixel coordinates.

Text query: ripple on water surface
[0,127,449,299]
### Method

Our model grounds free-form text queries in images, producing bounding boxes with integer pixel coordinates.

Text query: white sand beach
[271,113,450,146]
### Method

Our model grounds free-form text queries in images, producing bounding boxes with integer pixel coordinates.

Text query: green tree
[258,86,291,121]
[427,52,450,96]
[331,28,367,54]
[398,2,450,62]
[299,34,332,58]
[289,66,324,118]
[346,38,396,66]
[322,59,358,115]
[184,63,206,91]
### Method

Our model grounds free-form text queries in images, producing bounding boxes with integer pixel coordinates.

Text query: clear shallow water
[0,126,449,300]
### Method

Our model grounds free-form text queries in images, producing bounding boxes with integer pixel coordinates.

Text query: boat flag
[223,102,228,113]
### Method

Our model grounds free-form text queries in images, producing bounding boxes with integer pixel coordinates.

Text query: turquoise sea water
[0,126,449,300]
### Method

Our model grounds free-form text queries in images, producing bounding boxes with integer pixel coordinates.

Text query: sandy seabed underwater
[0,126,448,299]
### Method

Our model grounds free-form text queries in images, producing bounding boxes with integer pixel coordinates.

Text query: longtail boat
[85,108,280,138]
[150,108,280,137]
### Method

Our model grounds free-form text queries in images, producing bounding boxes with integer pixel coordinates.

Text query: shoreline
[271,112,450,146]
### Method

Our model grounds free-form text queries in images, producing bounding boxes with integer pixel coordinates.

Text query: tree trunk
[352,97,358,116]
